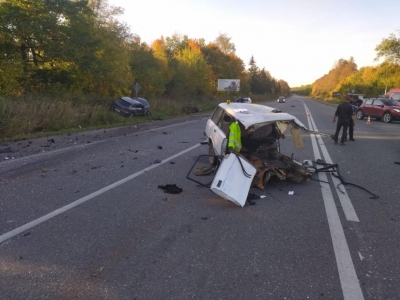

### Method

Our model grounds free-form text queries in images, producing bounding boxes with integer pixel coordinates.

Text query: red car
[356,98,400,123]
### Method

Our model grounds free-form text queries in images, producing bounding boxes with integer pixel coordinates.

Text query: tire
[356,110,364,120]
[382,112,392,123]
[208,141,218,166]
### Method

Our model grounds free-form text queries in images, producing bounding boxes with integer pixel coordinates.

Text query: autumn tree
[129,37,167,98]
[151,37,173,95]
[201,43,246,92]
[170,39,211,97]
[311,58,357,98]
[0,1,290,99]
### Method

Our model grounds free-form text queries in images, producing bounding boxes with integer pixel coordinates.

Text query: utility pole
[382,81,388,95]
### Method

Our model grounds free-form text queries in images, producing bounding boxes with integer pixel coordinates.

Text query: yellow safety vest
[228,122,242,152]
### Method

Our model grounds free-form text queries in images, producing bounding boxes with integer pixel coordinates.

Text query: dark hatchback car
[277,96,286,103]
[356,98,400,123]
[110,97,150,117]
[132,97,150,113]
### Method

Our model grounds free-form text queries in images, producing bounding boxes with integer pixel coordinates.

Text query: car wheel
[382,112,392,123]
[356,110,364,120]
[208,141,218,166]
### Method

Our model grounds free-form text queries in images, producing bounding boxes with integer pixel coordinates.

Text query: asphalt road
[1,96,399,300]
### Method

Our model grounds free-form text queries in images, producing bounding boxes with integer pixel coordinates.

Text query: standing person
[332,95,355,145]
[347,96,358,141]
[353,94,363,107]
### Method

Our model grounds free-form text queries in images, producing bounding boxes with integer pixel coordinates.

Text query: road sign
[134,82,141,92]
[217,79,240,92]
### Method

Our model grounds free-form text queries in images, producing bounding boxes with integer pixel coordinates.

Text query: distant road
[1,96,399,299]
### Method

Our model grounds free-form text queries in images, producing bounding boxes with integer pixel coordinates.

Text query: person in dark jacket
[353,95,363,107]
[332,96,355,145]
[347,95,359,141]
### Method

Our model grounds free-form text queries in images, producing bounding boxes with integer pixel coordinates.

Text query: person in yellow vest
[228,121,242,152]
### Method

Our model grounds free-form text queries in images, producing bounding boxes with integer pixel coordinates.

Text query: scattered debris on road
[91,267,105,277]
[158,184,182,194]
[0,147,12,153]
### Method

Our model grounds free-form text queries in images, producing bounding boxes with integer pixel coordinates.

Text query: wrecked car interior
[187,102,379,207]
[187,102,318,206]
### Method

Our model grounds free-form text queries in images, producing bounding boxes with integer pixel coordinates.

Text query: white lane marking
[307,110,359,222]
[304,103,364,299]
[0,144,201,244]
[0,118,207,166]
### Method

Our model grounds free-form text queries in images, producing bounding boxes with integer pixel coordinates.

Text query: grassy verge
[0,93,278,142]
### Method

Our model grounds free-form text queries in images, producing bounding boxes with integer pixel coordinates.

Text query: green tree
[130,37,166,98]
[248,56,264,94]
[165,33,189,57]
[0,0,133,96]
[259,68,272,94]
[291,84,312,96]
[214,33,236,54]
[75,0,133,96]
[375,33,400,64]
[0,0,92,93]
[152,37,173,95]
[171,40,211,97]
[278,79,290,95]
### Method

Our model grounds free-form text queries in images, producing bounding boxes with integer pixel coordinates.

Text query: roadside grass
[0,93,278,142]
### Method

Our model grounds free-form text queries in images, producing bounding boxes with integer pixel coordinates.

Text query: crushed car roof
[219,103,308,130]
[120,97,141,104]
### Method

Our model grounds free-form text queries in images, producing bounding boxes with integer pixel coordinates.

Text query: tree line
[0,0,289,99]
[292,33,400,99]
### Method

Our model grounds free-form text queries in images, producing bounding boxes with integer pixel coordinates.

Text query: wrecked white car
[187,102,317,207]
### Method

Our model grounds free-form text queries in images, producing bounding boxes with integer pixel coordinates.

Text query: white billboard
[217,79,240,92]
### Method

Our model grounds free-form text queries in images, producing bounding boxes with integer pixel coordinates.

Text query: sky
[107,0,400,87]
